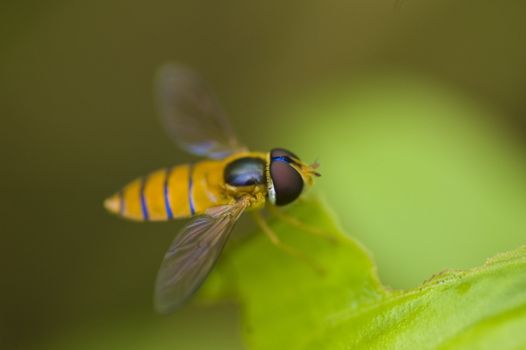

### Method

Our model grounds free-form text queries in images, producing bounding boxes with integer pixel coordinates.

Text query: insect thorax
[223,156,267,187]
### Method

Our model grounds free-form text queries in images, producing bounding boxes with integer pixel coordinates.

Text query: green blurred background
[2,1,526,349]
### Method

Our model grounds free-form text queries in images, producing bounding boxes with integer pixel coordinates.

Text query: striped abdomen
[104,161,228,221]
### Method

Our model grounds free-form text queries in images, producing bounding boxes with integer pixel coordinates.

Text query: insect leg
[251,211,326,275]
[268,205,342,244]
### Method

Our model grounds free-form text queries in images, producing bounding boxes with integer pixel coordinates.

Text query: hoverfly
[104,64,321,313]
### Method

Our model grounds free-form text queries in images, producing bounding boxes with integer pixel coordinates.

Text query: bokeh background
[2,1,526,349]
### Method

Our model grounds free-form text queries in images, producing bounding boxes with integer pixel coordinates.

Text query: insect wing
[154,200,248,313]
[155,63,245,159]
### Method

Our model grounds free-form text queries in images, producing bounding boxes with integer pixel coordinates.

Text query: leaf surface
[204,198,526,350]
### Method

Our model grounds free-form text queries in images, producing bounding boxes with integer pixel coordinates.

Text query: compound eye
[270,148,300,162]
[269,160,304,206]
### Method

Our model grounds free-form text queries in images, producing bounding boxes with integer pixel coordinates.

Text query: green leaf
[203,198,526,350]
[265,75,526,289]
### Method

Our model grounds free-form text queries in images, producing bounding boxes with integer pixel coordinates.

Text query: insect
[104,64,321,313]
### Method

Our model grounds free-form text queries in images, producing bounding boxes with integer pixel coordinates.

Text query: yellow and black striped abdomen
[104,161,228,221]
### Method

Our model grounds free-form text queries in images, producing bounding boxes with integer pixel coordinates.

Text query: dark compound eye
[270,159,304,206]
[270,148,300,162]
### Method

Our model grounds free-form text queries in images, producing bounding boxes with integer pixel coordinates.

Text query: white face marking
[267,179,276,205]
[265,152,276,205]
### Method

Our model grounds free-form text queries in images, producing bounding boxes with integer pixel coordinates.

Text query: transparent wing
[155,63,245,159]
[154,199,249,313]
